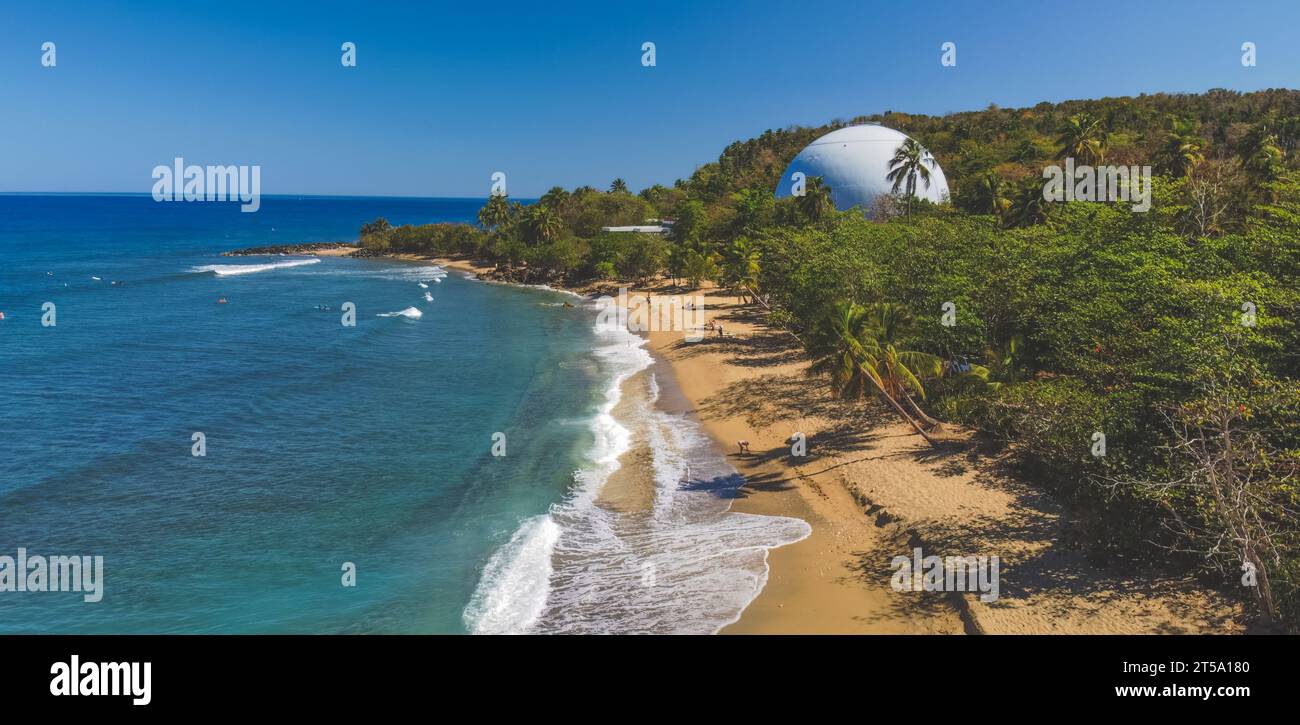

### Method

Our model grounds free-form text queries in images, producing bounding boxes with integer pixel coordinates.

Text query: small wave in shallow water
[377,306,423,319]
[190,258,321,276]
[296,264,447,283]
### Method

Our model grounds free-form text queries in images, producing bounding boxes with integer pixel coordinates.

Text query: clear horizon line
[0,191,540,201]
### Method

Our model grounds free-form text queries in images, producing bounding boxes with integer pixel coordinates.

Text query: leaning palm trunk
[902,392,943,430]
[857,363,939,448]
[747,286,940,448]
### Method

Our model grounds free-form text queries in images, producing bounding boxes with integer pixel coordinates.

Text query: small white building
[601,222,673,235]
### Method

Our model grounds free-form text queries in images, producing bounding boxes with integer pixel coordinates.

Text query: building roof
[601,225,671,234]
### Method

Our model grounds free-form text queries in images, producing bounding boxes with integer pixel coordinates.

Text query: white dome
[775,124,949,214]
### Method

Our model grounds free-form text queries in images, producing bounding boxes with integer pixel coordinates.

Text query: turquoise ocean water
[0,194,807,633]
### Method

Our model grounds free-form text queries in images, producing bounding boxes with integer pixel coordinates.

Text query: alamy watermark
[595,287,707,342]
[0,548,103,602]
[890,547,1000,602]
[152,157,261,212]
[1043,157,1151,212]
[50,656,150,706]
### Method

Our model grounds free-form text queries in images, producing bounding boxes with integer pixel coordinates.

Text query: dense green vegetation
[360,88,1300,629]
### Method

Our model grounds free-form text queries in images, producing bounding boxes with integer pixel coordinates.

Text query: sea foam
[463,296,809,634]
[377,306,422,319]
[462,515,561,635]
[190,258,321,276]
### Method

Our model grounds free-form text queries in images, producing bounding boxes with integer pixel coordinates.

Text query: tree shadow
[841,451,1244,633]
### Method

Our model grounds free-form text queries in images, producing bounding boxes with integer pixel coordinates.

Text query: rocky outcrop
[222,242,358,256]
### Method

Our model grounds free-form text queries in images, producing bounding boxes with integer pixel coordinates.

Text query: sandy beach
[218,248,1253,633]
[651,286,1247,634]
[422,257,1247,634]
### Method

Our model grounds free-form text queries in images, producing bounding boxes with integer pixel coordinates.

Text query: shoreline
[281,250,1248,633]
[629,286,965,633]
[627,283,1246,634]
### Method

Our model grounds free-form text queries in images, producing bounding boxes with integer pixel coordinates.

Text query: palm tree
[1242,131,1283,183]
[1156,118,1204,177]
[360,217,392,237]
[885,138,935,220]
[721,238,761,303]
[1277,116,1300,157]
[805,301,939,447]
[682,248,719,289]
[478,194,511,230]
[983,335,1025,386]
[1005,178,1052,227]
[973,172,1011,221]
[861,303,944,428]
[521,204,562,246]
[609,178,629,194]
[1055,114,1107,165]
[540,186,569,209]
[797,175,835,222]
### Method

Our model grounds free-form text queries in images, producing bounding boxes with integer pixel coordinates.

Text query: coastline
[630,285,964,633]
[625,283,1247,634]
[426,252,972,631]
[250,249,1249,633]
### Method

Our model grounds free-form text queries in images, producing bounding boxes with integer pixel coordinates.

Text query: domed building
[774,124,949,214]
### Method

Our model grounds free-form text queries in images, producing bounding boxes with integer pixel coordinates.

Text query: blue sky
[2,0,1298,197]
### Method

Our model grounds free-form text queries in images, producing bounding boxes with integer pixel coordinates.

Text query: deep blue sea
[0,194,807,634]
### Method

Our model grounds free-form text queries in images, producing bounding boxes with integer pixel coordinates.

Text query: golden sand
[415,257,1247,634]
[631,283,1245,634]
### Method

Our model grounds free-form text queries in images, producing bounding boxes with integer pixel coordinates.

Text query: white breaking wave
[376,306,422,319]
[190,258,321,276]
[464,301,649,635]
[462,516,561,635]
[464,296,809,635]
[296,265,446,282]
